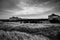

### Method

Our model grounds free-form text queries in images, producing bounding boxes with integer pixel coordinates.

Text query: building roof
[48,14,59,17]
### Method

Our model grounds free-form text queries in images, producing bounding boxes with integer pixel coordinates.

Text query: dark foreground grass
[0,30,50,40]
[0,24,60,40]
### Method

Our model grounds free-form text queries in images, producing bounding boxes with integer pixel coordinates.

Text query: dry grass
[0,22,60,40]
[0,30,49,40]
[0,22,60,28]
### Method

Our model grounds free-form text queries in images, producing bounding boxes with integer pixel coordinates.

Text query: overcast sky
[0,0,60,19]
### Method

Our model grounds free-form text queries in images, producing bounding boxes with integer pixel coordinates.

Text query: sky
[0,0,60,19]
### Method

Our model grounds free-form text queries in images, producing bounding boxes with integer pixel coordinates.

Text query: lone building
[48,14,60,23]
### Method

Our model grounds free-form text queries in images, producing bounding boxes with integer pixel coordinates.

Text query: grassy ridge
[0,30,49,40]
[0,24,60,40]
[0,22,60,40]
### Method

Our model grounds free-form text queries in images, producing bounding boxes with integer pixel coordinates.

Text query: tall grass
[0,30,49,40]
[0,22,60,40]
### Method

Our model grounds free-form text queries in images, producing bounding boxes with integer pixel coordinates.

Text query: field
[0,21,60,40]
[1,22,60,28]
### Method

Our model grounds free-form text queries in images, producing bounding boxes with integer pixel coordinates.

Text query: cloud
[0,0,60,19]
[6,7,54,15]
[5,1,54,16]
[18,14,49,19]
[0,0,21,10]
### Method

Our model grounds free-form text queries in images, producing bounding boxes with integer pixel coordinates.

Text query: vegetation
[0,13,60,40]
[0,30,49,40]
[0,23,60,40]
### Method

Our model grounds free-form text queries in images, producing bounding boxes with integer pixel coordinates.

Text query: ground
[0,22,60,40]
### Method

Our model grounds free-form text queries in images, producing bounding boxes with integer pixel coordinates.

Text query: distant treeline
[0,18,60,23]
[0,19,48,23]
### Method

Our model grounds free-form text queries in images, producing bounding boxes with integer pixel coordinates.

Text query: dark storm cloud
[0,0,23,15]
[28,0,60,7]
[0,0,60,19]
[30,0,60,4]
[39,0,60,14]
[0,0,60,12]
[50,0,60,13]
[0,0,21,10]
